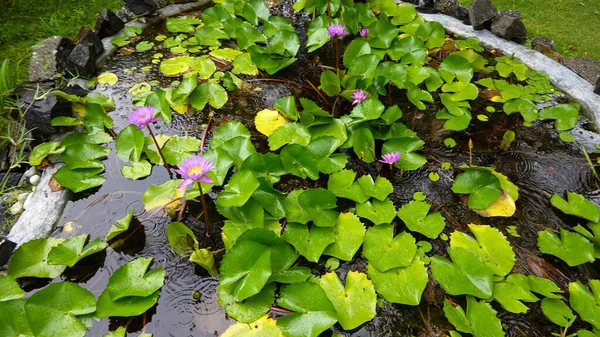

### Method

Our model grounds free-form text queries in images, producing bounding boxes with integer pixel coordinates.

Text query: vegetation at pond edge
[0,0,122,84]
[458,0,600,60]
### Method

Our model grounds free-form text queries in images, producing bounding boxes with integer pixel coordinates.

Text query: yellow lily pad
[255,109,289,136]
[221,315,283,337]
[97,71,118,85]
[473,190,516,217]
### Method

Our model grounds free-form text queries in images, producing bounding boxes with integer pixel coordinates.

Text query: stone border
[3,1,211,253]
[420,12,600,130]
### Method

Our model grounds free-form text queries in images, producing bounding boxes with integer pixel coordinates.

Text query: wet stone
[531,36,557,53]
[124,0,159,15]
[595,77,600,95]
[28,36,74,82]
[491,10,526,43]
[0,239,16,267]
[19,89,73,139]
[95,9,125,39]
[563,57,600,86]
[74,26,104,55]
[434,0,469,22]
[468,0,497,30]
[68,44,97,77]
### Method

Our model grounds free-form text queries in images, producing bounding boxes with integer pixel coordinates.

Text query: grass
[459,0,600,60]
[0,0,122,85]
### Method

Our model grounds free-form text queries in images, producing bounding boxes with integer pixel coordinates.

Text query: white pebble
[9,202,23,215]
[17,193,29,203]
[29,175,40,186]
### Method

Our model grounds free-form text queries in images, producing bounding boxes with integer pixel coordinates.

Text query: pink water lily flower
[128,106,161,129]
[379,152,400,165]
[327,23,348,38]
[175,154,215,189]
[360,28,369,37]
[351,89,368,105]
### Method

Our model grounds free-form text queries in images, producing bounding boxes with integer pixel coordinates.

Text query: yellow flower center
[187,166,203,176]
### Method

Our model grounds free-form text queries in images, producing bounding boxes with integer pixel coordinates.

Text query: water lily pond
[3,1,600,337]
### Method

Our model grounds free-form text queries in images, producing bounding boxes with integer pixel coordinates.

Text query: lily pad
[320,271,376,330]
[362,225,417,271]
[550,191,600,222]
[8,238,66,279]
[47,234,106,267]
[367,257,428,305]
[397,200,446,239]
[323,212,365,261]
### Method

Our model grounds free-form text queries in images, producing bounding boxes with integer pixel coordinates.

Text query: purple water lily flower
[327,23,348,38]
[175,154,215,189]
[360,28,369,38]
[128,106,161,130]
[351,89,368,105]
[379,152,400,165]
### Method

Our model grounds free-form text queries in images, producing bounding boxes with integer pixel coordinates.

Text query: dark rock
[0,239,16,267]
[18,89,73,140]
[491,10,526,43]
[434,0,469,22]
[595,77,600,95]
[124,0,158,15]
[28,36,74,82]
[74,26,104,55]
[61,83,89,97]
[468,0,497,30]
[531,36,557,53]
[563,57,600,85]
[68,44,96,77]
[0,172,21,189]
[95,9,125,39]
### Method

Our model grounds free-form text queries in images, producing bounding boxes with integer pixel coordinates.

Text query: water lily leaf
[97,71,118,85]
[106,257,165,301]
[111,35,130,47]
[444,296,505,337]
[406,82,433,110]
[53,167,106,193]
[327,169,369,204]
[96,289,160,318]
[472,190,516,218]
[263,16,294,37]
[166,16,202,33]
[442,82,479,101]
[541,298,575,327]
[116,124,145,162]
[145,135,201,166]
[266,30,300,57]
[569,280,600,329]
[493,279,539,314]
[431,246,494,298]
[189,82,227,110]
[298,188,339,227]
[539,103,579,131]
[62,143,109,170]
[436,107,472,131]
[47,234,106,267]
[280,144,320,180]
[415,21,445,48]
[504,98,538,125]
[375,62,408,88]
[142,180,184,211]
[283,223,335,262]
[538,229,595,266]
[160,56,213,77]
[255,109,289,136]
[319,271,376,330]
[348,54,380,80]
[0,299,32,336]
[363,225,416,271]
[367,256,428,305]
[452,49,488,71]
[248,46,297,74]
[195,26,228,46]
[276,282,338,337]
[356,198,397,225]
[495,56,529,81]
[397,200,446,239]
[145,89,172,123]
[319,70,341,97]
[0,275,24,301]
[189,248,218,276]
[221,315,283,337]
[135,41,154,52]
[452,170,501,210]
[551,191,599,222]
[367,17,398,49]
[452,224,515,276]
[387,36,427,65]
[241,153,285,184]
[352,127,376,162]
[439,55,473,83]
[343,39,371,68]
[382,137,427,170]
[103,327,127,337]
[203,6,232,28]
[8,238,66,279]
[232,53,258,75]
[29,141,65,166]
[24,282,96,337]
[106,209,134,241]
[357,174,393,201]
[217,170,261,208]
[306,27,330,52]
[324,212,365,261]
[121,159,152,180]
[224,283,276,323]
[167,222,199,256]
[220,240,272,302]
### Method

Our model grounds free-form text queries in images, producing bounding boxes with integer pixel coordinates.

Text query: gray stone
[68,44,96,77]
[468,0,497,30]
[28,36,74,82]
[595,77,600,95]
[491,10,526,43]
[95,9,125,38]
[19,89,72,140]
[7,164,70,247]
[563,57,600,85]
[18,167,38,186]
[124,0,158,15]
[419,12,600,131]
[531,36,557,53]
[0,172,21,189]
[74,26,104,55]
[434,0,469,22]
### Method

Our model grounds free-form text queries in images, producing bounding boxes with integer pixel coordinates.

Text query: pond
[3,1,600,337]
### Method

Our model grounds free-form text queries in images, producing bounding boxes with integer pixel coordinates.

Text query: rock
[19,89,72,140]
[9,202,23,215]
[563,57,600,85]
[73,26,104,55]
[595,77,600,95]
[28,36,75,82]
[17,193,29,203]
[434,0,469,22]
[19,167,38,186]
[29,175,40,186]
[491,10,526,43]
[95,9,125,39]
[468,0,497,30]
[7,164,71,247]
[68,44,96,77]
[124,0,158,15]
[532,36,557,53]
[0,172,21,189]
[0,239,16,267]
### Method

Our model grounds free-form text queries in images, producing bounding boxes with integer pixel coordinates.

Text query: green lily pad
[569,280,600,329]
[106,209,134,241]
[439,55,474,83]
[397,200,446,239]
[0,275,24,301]
[356,198,397,225]
[323,212,365,261]
[29,142,65,166]
[167,222,199,256]
[106,257,165,301]
[539,103,579,131]
[452,170,501,210]
[189,82,228,110]
[47,234,106,267]
[220,239,272,302]
[550,191,600,222]
[190,248,218,276]
[541,298,575,327]
[217,170,261,208]
[381,137,427,171]
[116,124,145,162]
[8,238,66,279]
[268,123,311,151]
[443,296,505,336]
[367,257,428,305]
[363,225,416,271]
[0,298,33,337]
[538,229,595,266]
[121,160,152,180]
[283,223,335,262]
[224,283,276,323]
[327,170,369,204]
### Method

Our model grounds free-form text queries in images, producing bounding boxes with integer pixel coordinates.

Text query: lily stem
[198,183,211,236]
[147,125,172,176]
[335,38,340,71]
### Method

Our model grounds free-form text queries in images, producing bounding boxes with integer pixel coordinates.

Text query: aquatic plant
[175,154,215,233]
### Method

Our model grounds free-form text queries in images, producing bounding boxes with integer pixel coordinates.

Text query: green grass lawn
[0,0,122,84]
[460,0,600,60]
